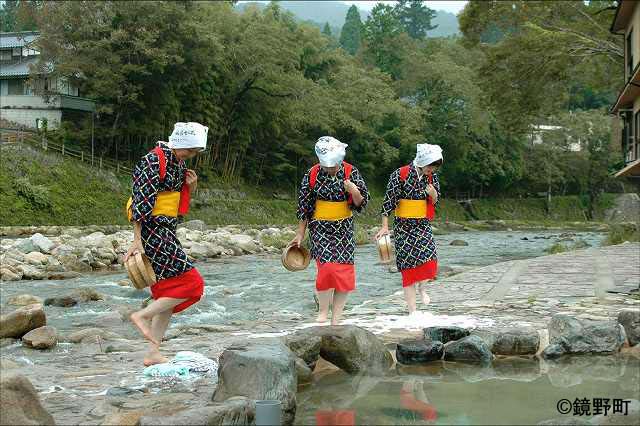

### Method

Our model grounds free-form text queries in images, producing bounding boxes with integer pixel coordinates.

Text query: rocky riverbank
[0,220,301,282]
[1,219,620,283]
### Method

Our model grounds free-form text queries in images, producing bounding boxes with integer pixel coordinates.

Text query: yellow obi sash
[395,199,427,219]
[313,200,352,221]
[126,191,181,221]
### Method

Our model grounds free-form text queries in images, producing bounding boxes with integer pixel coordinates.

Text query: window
[627,29,634,79]
[0,50,11,61]
[7,79,24,95]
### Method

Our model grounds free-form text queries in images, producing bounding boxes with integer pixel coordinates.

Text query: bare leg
[143,309,173,366]
[418,280,431,305]
[331,291,349,325]
[403,285,417,314]
[316,289,333,323]
[131,297,186,345]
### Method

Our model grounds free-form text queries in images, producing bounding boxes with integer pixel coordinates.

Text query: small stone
[6,295,43,307]
[22,326,57,349]
[44,296,77,308]
[449,239,469,246]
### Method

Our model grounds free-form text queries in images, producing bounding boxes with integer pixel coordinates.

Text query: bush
[604,223,640,246]
[15,177,52,209]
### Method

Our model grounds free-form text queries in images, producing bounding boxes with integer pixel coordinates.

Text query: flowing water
[5,229,633,426]
[0,230,606,336]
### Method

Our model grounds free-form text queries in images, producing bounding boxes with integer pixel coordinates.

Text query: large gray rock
[443,335,493,364]
[31,233,55,254]
[139,397,254,426]
[16,264,47,280]
[618,309,640,347]
[424,326,470,344]
[0,304,46,339]
[22,326,58,350]
[295,357,313,386]
[548,314,626,356]
[213,341,297,425]
[13,238,37,254]
[0,373,56,425]
[477,328,540,355]
[318,326,393,375]
[284,329,322,369]
[24,251,48,266]
[396,339,444,365]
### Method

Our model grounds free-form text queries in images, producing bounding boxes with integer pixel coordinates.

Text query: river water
[5,229,636,426]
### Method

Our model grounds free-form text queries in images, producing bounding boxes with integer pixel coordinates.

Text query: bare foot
[331,319,341,326]
[316,313,329,323]
[143,352,169,366]
[130,312,159,345]
[419,284,431,305]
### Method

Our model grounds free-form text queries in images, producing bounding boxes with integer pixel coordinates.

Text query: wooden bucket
[376,234,393,264]
[281,245,311,272]
[125,252,156,290]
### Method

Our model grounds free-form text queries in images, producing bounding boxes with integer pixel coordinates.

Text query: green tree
[322,22,332,37]
[339,5,362,55]
[394,0,437,39]
[459,1,620,134]
[362,4,406,78]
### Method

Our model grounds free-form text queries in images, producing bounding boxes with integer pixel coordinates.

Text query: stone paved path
[346,242,640,333]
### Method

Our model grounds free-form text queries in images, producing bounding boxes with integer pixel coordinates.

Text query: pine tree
[394,0,437,39]
[339,5,362,55]
[322,22,332,37]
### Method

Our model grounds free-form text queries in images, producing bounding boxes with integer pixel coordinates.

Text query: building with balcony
[610,0,640,178]
[0,31,95,130]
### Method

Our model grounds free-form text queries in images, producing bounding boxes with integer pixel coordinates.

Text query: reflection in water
[296,355,640,425]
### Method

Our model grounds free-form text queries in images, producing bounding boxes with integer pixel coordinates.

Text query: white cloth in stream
[143,351,217,378]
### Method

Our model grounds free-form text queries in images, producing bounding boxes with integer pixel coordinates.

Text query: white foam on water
[230,331,290,338]
[339,311,494,334]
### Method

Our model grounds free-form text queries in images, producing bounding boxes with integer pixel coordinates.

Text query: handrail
[0,129,133,175]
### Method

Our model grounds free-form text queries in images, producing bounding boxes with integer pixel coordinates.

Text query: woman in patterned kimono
[375,144,443,315]
[126,122,208,366]
[290,136,370,325]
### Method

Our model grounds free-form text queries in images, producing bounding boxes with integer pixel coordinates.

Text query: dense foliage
[2,0,625,211]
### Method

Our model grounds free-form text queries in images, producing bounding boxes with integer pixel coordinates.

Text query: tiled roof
[0,57,39,77]
[0,32,39,49]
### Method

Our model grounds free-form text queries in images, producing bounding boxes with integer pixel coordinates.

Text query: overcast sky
[237,1,469,15]
[341,1,468,14]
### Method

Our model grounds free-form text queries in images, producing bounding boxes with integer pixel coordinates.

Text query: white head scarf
[413,143,443,168]
[168,122,208,151]
[315,136,347,167]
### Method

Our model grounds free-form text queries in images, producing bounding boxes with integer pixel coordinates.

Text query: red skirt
[401,260,437,288]
[150,267,204,313]
[315,410,355,426]
[400,389,438,421]
[316,260,355,292]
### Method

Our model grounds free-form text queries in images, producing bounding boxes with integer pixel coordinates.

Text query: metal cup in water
[255,400,281,426]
